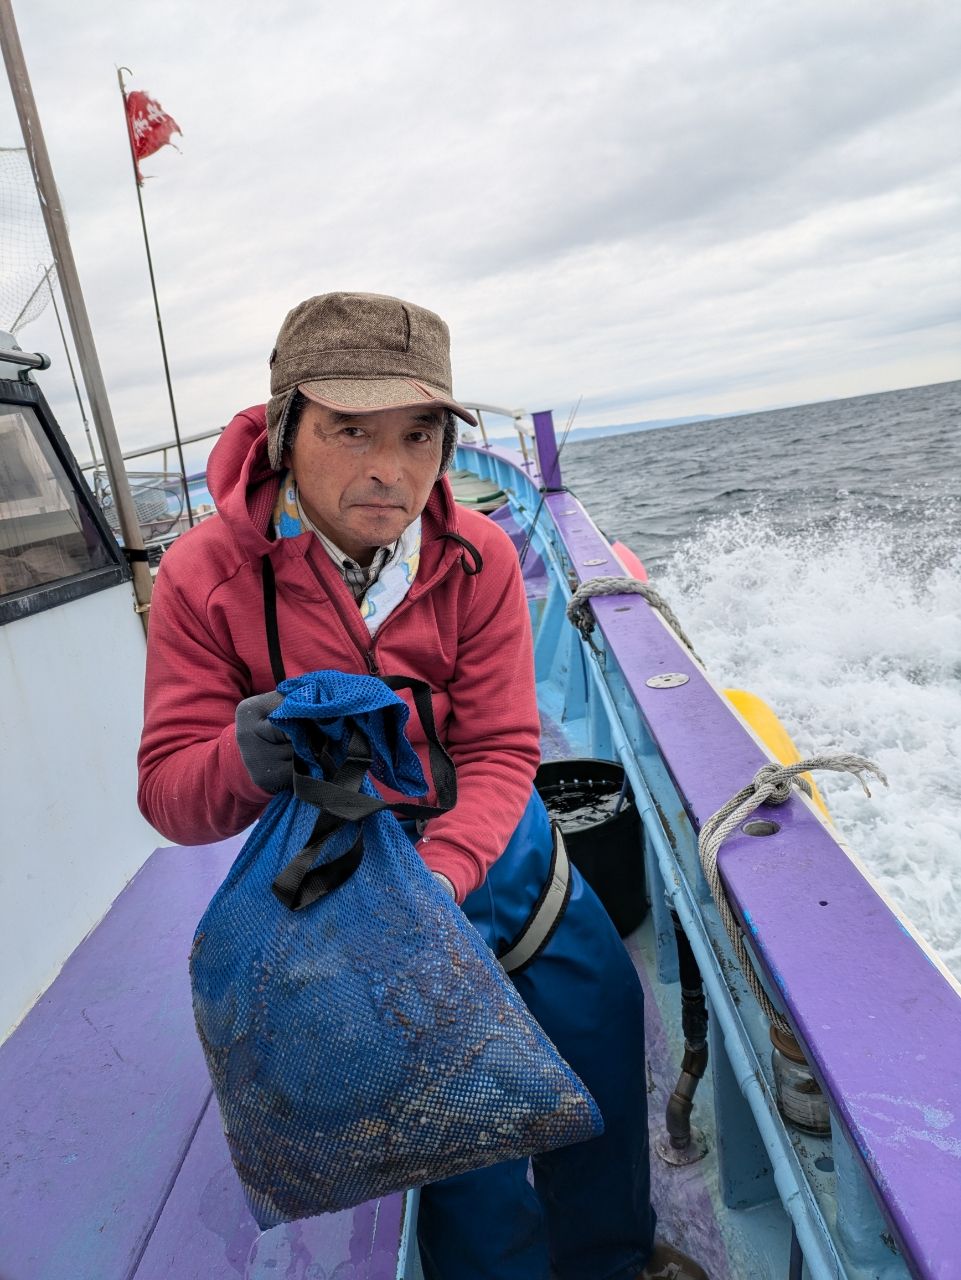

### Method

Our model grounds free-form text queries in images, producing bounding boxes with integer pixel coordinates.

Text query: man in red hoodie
[138,293,706,1280]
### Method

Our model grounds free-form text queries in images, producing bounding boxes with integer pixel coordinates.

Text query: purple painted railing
[532,410,562,491]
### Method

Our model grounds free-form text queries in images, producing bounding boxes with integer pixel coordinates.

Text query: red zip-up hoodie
[137,406,540,901]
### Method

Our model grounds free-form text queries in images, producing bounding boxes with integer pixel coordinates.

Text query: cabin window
[0,401,116,604]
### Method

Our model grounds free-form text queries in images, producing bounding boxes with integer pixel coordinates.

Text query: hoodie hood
[206,404,461,565]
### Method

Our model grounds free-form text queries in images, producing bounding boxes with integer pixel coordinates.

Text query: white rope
[566,576,700,660]
[698,755,888,1033]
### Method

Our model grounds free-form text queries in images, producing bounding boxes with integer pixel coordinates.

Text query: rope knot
[752,762,795,806]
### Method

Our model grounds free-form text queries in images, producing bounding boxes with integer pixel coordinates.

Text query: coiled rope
[565,576,701,660]
[698,756,888,1033]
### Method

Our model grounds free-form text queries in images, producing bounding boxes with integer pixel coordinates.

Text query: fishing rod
[518,395,582,568]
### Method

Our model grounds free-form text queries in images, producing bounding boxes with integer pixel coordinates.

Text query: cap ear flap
[266,387,298,470]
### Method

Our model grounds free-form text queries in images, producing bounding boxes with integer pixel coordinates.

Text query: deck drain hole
[742,819,780,837]
[815,1156,834,1173]
[819,900,829,906]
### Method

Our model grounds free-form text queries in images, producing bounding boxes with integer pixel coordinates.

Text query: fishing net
[190,670,602,1228]
[0,147,56,333]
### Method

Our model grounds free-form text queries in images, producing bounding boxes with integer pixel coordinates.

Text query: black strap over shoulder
[262,556,287,685]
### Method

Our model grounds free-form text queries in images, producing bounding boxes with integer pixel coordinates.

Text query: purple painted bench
[0,840,410,1280]
[537,483,961,1280]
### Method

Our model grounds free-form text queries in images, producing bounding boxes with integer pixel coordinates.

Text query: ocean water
[562,381,961,978]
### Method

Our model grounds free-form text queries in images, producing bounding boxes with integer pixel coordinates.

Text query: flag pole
[116,65,194,527]
[0,0,153,629]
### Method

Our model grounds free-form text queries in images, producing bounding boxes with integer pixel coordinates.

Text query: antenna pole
[41,265,98,466]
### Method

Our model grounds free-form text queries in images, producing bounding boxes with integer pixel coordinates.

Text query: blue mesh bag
[190,670,602,1228]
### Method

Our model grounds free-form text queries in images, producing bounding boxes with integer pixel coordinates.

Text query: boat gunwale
[456,436,961,1280]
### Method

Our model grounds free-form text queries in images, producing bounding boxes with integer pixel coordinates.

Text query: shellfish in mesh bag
[190,669,602,1227]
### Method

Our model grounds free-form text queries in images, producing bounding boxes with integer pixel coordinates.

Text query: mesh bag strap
[273,683,458,911]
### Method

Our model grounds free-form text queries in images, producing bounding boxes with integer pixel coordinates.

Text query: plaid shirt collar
[297,497,397,601]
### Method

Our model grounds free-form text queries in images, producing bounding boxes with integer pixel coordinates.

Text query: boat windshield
[0,401,113,597]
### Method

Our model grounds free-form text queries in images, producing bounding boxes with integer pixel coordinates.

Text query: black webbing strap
[269,678,458,910]
[273,699,456,911]
[378,675,457,816]
[272,721,378,911]
[261,552,458,910]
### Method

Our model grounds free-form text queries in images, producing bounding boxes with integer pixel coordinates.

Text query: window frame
[0,376,128,627]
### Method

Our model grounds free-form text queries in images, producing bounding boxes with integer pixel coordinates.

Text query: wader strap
[498,823,572,975]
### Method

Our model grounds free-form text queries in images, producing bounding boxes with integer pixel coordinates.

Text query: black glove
[235,691,293,793]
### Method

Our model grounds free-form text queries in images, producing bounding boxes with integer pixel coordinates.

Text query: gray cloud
[1,0,958,461]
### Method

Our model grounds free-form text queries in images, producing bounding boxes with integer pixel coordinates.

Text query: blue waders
[412,790,656,1280]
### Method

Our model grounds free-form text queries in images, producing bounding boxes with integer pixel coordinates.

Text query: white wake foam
[658,505,961,978]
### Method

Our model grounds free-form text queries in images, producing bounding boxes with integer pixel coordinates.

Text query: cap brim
[299,376,477,426]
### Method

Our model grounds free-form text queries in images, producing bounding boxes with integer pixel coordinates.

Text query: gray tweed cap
[266,292,477,469]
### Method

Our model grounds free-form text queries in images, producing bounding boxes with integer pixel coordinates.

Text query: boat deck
[0,779,776,1280]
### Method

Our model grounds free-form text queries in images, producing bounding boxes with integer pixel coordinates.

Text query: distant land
[472,413,716,445]
[558,415,717,444]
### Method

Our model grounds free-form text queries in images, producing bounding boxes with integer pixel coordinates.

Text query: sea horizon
[471,375,961,446]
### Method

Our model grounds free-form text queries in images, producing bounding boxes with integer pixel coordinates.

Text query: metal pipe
[516,426,530,465]
[0,2,152,628]
[474,407,489,447]
[789,1224,803,1279]
[611,770,630,818]
[0,345,49,371]
[78,422,225,469]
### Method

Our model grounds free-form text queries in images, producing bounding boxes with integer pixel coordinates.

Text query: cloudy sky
[1,0,959,467]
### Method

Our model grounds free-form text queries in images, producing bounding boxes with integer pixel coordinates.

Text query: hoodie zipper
[299,550,382,676]
[297,529,465,677]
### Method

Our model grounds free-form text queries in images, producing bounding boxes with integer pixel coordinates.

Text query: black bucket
[534,759,647,936]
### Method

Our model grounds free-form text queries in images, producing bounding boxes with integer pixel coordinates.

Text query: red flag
[124,90,181,184]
